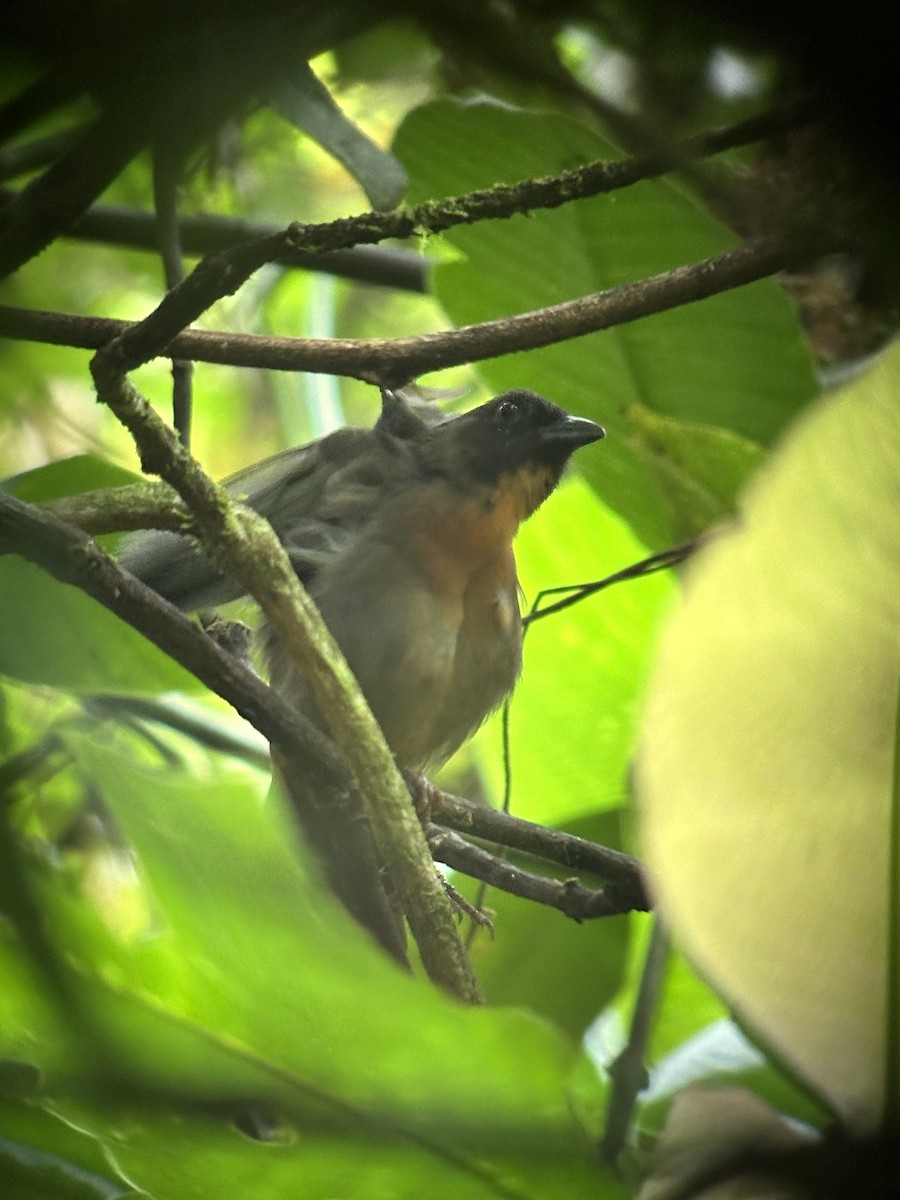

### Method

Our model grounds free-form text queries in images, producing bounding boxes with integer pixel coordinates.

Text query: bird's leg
[402,768,441,826]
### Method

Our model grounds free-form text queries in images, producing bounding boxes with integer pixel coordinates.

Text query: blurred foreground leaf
[638,343,900,1132]
[0,729,628,1198]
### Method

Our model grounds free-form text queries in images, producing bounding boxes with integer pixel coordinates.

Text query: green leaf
[3,456,142,504]
[61,1104,630,1200]
[268,63,408,210]
[637,343,900,1132]
[465,811,632,1039]
[0,455,202,695]
[471,478,676,826]
[0,559,201,695]
[0,1101,134,1200]
[625,406,767,534]
[394,99,817,545]
[1,730,617,1197]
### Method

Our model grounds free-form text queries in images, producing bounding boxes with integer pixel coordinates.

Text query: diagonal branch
[87,343,482,1001]
[0,490,409,965]
[0,493,345,786]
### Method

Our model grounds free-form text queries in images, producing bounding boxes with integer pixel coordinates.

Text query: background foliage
[0,3,897,1198]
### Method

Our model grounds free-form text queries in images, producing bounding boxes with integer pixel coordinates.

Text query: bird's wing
[119,426,376,609]
[119,420,429,610]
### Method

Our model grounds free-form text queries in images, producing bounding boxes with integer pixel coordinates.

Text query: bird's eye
[495,398,521,423]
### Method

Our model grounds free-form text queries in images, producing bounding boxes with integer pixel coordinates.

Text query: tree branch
[0,98,825,1000]
[42,480,187,534]
[0,232,831,388]
[0,492,342,784]
[601,920,671,1165]
[427,788,649,909]
[62,103,821,374]
[427,827,645,920]
[0,188,430,293]
[0,491,408,965]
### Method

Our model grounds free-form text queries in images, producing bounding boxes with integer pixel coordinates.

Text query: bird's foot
[199,611,254,668]
[441,877,494,933]
[402,769,441,826]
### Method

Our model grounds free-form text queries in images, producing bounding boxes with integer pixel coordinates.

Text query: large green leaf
[471,478,675,826]
[0,456,202,695]
[465,811,631,1039]
[3,455,141,503]
[0,729,626,1198]
[393,99,817,546]
[0,1101,134,1200]
[0,558,202,695]
[52,1103,628,1200]
[637,343,900,1132]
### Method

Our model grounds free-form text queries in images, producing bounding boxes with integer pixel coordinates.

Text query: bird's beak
[540,414,606,448]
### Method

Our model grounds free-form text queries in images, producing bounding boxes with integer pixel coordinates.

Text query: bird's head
[423,389,605,520]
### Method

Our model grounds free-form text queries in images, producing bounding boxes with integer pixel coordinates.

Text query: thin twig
[427,827,644,920]
[82,695,271,769]
[600,919,671,1165]
[525,540,701,627]
[427,788,648,908]
[152,151,193,445]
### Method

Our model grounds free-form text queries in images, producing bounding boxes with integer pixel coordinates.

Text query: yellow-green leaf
[637,344,900,1132]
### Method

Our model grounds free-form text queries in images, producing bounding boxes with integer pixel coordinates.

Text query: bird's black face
[433,389,605,486]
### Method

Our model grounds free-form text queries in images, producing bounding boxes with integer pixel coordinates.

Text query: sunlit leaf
[1,729,619,1197]
[637,343,900,1132]
[0,558,202,694]
[394,99,817,545]
[472,478,675,826]
[268,63,407,210]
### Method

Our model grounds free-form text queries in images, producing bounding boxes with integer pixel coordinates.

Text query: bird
[122,388,605,772]
[121,388,603,957]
